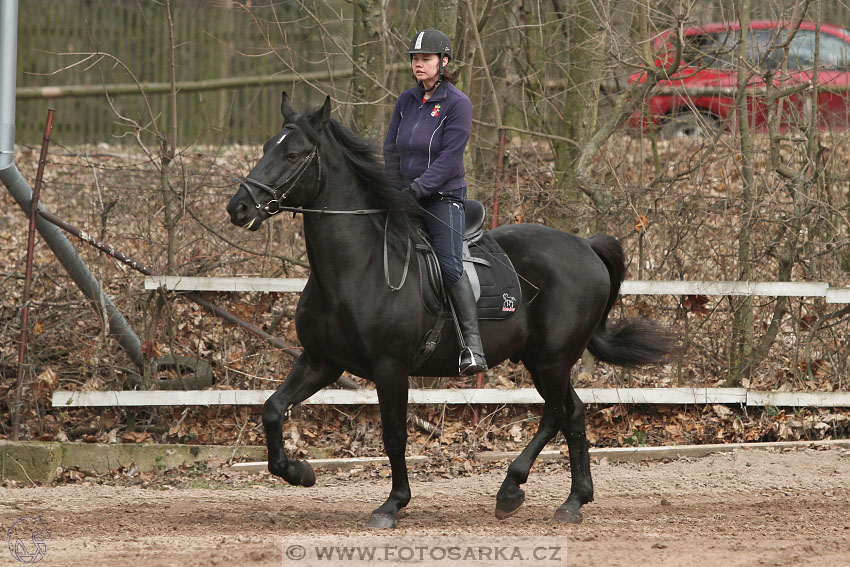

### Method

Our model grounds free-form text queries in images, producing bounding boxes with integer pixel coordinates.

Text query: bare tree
[351,0,387,138]
[548,0,609,227]
[727,0,755,384]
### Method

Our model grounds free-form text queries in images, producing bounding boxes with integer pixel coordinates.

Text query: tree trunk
[351,0,386,139]
[433,0,459,39]
[547,0,607,229]
[728,0,754,386]
[462,0,504,196]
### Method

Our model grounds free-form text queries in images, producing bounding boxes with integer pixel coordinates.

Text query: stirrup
[458,347,487,375]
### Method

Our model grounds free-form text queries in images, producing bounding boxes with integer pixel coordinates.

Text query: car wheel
[659,111,720,139]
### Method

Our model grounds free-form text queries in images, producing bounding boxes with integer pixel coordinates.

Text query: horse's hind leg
[554,387,594,523]
[495,360,568,520]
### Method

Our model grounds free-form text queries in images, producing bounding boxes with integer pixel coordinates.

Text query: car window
[682,32,736,69]
[788,30,850,69]
[749,29,784,69]
[680,30,780,70]
[673,26,850,73]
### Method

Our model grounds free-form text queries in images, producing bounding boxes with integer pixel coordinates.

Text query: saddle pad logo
[502,293,516,312]
[431,104,441,117]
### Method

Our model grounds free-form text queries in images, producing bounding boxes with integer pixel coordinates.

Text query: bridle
[237,144,321,216]
[233,134,409,290]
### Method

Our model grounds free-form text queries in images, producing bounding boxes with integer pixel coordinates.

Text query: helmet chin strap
[419,77,442,93]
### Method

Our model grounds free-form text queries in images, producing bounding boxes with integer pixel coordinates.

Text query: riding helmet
[407,28,452,61]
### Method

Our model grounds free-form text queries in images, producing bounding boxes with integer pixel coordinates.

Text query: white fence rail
[146,276,850,303]
[52,388,850,408]
[124,277,850,410]
[145,276,308,293]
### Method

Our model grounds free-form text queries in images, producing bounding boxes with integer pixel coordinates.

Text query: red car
[627,20,850,138]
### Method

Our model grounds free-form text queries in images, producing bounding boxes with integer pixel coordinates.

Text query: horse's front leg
[263,351,341,486]
[367,369,410,529]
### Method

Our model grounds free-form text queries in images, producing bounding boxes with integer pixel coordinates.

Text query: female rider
[383,28,487,376]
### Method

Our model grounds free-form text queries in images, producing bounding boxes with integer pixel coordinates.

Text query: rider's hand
[402,184,418,201]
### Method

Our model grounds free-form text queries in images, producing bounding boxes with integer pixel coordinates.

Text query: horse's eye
[286,153,300,161]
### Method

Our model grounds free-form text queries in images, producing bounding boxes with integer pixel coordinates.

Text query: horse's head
[227,92,330,231]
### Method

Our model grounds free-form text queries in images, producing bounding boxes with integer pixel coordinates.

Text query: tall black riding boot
[446,272,488,375]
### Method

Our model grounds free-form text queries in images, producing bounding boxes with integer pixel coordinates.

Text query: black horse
[226,93,676,529]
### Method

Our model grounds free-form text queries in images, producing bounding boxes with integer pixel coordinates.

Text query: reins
[384,216,411,291]
[235,147,388,217]
[235,131,529,298]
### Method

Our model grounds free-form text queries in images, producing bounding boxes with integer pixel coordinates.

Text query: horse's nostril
[229,202,248,222]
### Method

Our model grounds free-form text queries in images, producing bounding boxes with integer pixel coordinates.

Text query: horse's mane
[293,113,420,218]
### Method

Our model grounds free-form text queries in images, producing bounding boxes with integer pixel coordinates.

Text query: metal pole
[11,108,53,440]
[36,209,359,389]
[0,1,356,390]
[0,0,146,371]
[0,0,19,171]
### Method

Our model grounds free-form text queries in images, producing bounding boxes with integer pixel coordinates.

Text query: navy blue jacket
[383,81,473,200]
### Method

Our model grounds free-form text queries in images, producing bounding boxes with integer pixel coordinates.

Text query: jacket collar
[418,80,449,103]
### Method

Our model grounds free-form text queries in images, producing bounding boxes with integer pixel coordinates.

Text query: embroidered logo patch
[501,293,516,312]
[431,104,441,117]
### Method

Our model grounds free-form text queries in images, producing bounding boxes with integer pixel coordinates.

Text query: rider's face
[411,53,447,87]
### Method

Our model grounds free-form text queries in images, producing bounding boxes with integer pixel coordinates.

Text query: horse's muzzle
[227,197,262,231]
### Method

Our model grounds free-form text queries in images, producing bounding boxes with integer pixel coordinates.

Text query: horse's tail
[586,234,679,366]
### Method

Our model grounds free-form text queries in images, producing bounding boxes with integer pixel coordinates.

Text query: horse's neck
[302,171,385,285]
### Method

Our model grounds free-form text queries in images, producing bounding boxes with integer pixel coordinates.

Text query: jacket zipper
[405,101,428,177]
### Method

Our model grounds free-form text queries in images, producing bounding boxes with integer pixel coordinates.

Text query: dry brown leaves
[1,139,849,451]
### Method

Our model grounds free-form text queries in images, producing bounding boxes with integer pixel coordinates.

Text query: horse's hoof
[294,460,316,487]
[366,513,398,529]
[495,491,525,520]
[553,505,583,524]
[273,460,315,487]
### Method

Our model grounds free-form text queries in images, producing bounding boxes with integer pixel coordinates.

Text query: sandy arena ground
[1,446,849,566]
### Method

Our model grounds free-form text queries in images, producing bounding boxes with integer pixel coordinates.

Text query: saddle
[412,200,522,368]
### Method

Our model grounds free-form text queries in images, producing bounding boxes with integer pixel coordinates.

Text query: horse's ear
[311,95,331,131]
[280,91,295,124]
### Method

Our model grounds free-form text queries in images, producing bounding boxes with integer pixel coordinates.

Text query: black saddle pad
[416,231,521,320]
[470,232,521,319]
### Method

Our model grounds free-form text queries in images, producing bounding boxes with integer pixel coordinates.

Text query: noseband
[238,144,321,216]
